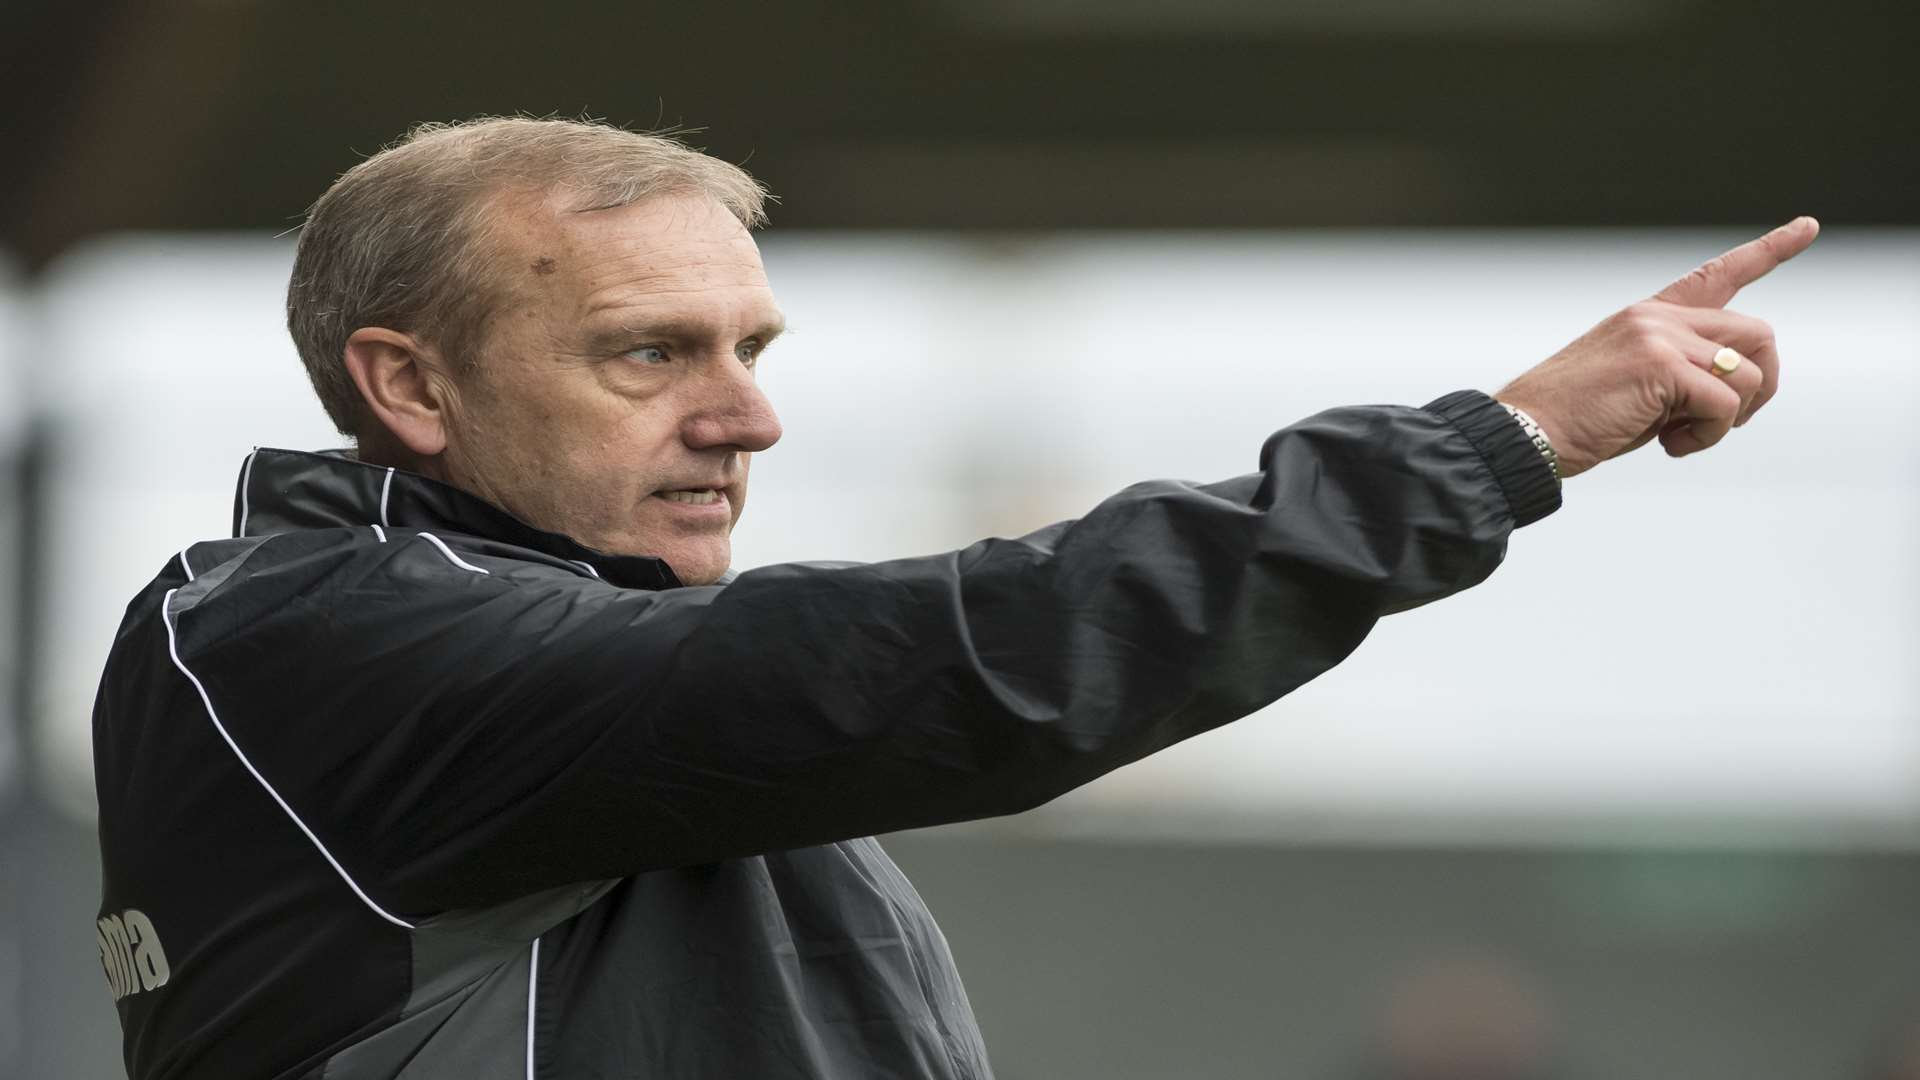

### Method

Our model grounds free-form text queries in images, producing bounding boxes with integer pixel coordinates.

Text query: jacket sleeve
[166,391,1558,915]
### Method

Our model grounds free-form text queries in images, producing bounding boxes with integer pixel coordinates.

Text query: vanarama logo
[98,909,170,1001]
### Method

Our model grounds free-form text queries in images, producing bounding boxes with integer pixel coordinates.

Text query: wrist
[1422,390,1563,527]
[1496,401,1561,483]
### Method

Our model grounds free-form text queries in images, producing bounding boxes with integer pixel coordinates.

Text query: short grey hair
[287,116,771,436]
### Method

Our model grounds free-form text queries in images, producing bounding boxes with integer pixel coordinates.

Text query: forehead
[491,189,777,327]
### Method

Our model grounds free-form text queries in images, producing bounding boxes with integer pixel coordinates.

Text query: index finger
[1654,216,1820,309]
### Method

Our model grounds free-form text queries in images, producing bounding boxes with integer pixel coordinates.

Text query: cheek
[570,417,681,507]
[455,371,560,456]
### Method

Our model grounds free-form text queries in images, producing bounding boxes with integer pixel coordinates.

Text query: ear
[342,328,454,458]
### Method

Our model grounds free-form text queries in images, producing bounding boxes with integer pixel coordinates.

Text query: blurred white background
[22,228,1920,847]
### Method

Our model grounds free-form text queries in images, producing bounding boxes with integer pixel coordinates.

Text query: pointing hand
[1494,217,1820,479]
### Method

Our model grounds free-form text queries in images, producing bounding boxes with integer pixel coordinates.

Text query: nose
[681,356,782,453]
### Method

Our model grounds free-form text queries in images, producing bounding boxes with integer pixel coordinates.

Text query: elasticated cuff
[1422,390,1563,528]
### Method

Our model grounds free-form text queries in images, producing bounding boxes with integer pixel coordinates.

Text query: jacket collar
[233,447,684,590]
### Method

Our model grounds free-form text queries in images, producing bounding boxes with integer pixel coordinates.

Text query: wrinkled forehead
[483,187,777,330]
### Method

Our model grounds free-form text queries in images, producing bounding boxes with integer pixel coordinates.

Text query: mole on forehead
[524,249,722,283]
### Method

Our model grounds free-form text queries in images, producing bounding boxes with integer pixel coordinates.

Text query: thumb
[1660,361,1745,457]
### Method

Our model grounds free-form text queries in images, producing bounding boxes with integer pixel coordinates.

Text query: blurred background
[3,1,1918,1077]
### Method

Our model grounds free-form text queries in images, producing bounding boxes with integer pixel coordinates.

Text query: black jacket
[92,390,1558,1079]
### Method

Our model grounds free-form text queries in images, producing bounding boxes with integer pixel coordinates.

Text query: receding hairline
[394,118,770,229]
[471,182,774,314]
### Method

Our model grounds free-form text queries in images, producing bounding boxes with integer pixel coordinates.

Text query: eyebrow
[589,313,787,350]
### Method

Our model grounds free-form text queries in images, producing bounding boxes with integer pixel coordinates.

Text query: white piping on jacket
[160,588,416,931]
[237,449,259,537]
[525,936,542,1080]
[417,532,489,575]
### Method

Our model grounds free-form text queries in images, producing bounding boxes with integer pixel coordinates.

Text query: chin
[660,544,731,587]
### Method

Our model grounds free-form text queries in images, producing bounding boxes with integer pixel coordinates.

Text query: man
[91,116,1815,1079]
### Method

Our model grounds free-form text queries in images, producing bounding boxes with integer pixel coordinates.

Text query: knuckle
[1731,309,1776,347]
[1688,259,1723,287]
[1623,308,1668,340]
[1620,309,1668,347]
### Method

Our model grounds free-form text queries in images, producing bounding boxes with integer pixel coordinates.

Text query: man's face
[438,190,784,585]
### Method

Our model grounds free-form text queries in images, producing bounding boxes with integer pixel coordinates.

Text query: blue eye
[624,345,669,365]
[736,341,761,367]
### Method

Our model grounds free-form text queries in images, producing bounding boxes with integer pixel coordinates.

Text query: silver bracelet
[1499,402,1560,482]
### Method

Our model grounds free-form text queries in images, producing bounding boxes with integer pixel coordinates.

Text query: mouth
[649,485,736,520]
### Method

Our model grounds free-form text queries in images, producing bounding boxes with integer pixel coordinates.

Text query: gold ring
[1711,347,1743,376]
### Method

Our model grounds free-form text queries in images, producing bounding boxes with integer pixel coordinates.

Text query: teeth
[660,489,720,505]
